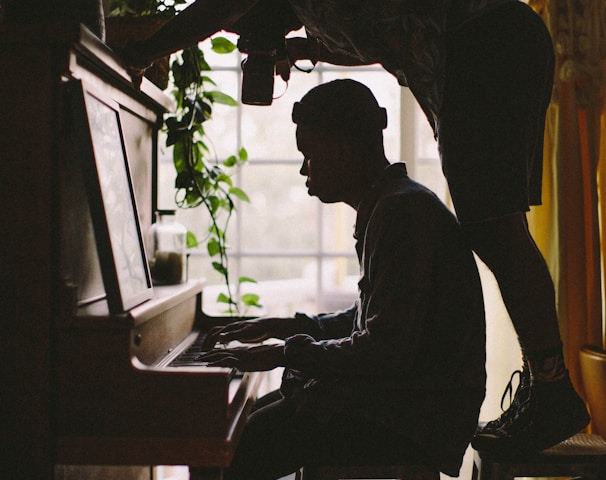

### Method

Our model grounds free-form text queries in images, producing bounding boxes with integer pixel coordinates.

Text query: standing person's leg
[438,2,588,452]
[463,214,561,352]
[462,214,589,452]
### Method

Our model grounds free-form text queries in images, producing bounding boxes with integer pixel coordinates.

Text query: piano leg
[189,466,223,480]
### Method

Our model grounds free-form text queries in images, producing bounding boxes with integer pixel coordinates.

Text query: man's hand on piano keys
[196,344,285,371]
[201,316,300,351]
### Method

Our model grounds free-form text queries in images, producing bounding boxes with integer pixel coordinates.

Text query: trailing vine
[107,0,187,16]
[166,40,261,313]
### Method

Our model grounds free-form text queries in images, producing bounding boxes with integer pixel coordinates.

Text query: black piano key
[168,332,211,367]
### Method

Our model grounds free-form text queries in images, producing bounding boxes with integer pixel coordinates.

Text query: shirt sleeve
[284,192,450,379]
[295,304,357,341]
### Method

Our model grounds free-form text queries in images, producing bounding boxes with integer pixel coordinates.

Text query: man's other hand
[197,344,285,371]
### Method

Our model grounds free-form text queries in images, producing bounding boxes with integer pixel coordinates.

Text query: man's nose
[299,159,309,176]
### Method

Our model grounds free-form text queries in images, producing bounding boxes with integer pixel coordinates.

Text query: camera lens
[241,53,275,106]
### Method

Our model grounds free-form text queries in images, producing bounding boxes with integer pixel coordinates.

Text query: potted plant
[168,42,261,313]
[104,0,188,89]
[580,339,606,436]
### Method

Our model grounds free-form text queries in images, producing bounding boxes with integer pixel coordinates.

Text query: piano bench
[471,433,606,480]
[296,464,440,480]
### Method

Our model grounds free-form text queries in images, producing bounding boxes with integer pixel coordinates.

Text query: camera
[235,0,301,105]
[238,39,283,106]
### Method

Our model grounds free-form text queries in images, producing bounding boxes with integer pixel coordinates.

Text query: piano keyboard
[168,330,211,367]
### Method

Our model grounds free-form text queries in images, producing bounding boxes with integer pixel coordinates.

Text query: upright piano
[0,23,264,480]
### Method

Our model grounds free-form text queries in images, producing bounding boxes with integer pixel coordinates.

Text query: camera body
[235,0,301,105]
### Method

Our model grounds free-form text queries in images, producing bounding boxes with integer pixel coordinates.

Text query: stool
[472,433,606,480]
[297,464,440,480]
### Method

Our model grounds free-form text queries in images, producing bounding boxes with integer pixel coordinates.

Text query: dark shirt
[283,163,486,476]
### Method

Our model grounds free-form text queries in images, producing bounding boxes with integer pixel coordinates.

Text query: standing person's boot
[472,370,589,455]
[476,363,531,436]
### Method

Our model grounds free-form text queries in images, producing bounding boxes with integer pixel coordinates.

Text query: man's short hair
[292,79,387,134]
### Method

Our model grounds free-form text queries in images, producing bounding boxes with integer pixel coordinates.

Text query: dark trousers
[223,390,430,480]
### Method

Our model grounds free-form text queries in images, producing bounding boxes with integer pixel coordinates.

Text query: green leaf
[172,137,191,171]
[207,195,221,214]
[215,173,233,186]
[200,75,217,87]
[212,261,227,275]
[209,224,224,238]
[209,165,224,179]
[174,170,192,189]
[207,237,221,257]
[241,293,262,308]
[228,187,250,202]
[207,90,238,106]
[238,276,257,284]
[216,292,231,304]
[186,231,199,248]
[223,155,237,167]
[238,147,248,162]
[211,37,237,54]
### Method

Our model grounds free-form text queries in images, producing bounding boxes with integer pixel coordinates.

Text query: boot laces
[500,369,524,413]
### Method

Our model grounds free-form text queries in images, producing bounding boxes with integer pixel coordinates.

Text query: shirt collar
[354,162,408,240]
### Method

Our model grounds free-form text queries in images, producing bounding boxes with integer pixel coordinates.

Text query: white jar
[148,210,187,285]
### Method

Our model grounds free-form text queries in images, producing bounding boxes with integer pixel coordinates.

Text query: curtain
[527,0,606,410]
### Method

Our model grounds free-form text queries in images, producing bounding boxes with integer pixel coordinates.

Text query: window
[156,34,444,316]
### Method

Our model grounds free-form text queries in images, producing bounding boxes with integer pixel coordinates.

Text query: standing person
[196,79,486,479]
[123,0,590,454]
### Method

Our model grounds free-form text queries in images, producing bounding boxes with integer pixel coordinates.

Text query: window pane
[320,203,357,254]
[200,70,241,161]
[239,163,319,252]
[241,71,322,160]
[319,256,359,291]
[241,256,320,315]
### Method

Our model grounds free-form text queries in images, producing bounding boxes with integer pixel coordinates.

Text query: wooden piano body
[57,282,261,468]
[56,280,264,472]
[0,23,263,479]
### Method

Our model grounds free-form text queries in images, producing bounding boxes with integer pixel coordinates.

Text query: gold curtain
[527,0,606,410]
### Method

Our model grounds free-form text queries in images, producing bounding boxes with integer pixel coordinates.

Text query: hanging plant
[106,0,188,16]
[167,38,261,314]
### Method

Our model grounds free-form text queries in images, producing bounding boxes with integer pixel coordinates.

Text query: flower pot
[105,14,171,89]
[580,345,606,436]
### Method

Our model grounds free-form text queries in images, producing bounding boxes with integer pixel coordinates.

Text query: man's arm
[200,304,356,350]
[286,37,373,67]
[195,307,356,371]
[283,194,446,378]
[123,0,374,78]
[294,305,357,340]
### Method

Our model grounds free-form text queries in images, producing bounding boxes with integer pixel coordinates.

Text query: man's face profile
[296,125,351,204]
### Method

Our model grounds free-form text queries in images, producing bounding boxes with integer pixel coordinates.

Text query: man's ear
[340,139,368,179]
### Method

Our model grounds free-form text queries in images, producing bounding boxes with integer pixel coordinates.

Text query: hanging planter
[105,14,171,89]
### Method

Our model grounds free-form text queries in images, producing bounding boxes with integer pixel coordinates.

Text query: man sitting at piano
[197,79,486,479]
